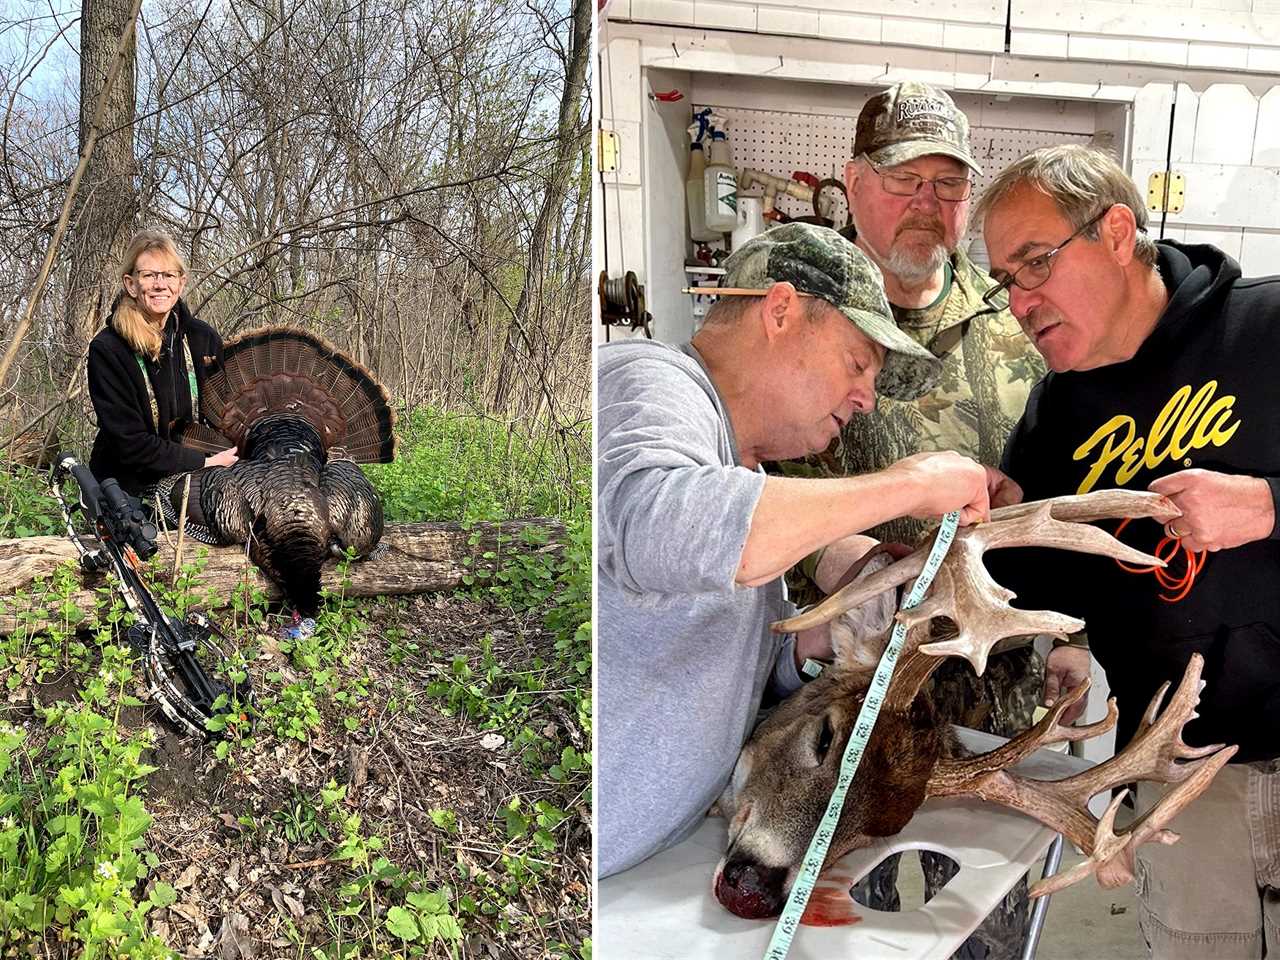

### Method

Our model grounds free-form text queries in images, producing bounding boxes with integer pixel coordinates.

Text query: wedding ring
[1164,521,1183,539]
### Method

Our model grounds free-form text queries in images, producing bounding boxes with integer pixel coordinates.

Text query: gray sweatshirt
[597,339,802,878]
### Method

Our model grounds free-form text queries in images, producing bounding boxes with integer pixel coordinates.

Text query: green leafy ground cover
[0,412,591,959]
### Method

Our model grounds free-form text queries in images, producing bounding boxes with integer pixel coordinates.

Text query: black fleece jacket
[87,298,224,494]
[995,241,1280,763]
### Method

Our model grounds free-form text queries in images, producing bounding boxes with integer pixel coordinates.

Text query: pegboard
[694,103,1092,266]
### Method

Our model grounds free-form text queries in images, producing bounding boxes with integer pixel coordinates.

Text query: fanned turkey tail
[161,326,396,611]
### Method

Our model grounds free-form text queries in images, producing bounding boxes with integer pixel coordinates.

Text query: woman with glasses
[87,228,238,497]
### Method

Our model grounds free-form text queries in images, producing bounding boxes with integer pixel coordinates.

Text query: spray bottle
[703,114,738,233]
[686,110,719,243]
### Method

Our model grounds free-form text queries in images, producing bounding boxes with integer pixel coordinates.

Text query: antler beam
[773,490,1176,677]
[928,654,1237,896]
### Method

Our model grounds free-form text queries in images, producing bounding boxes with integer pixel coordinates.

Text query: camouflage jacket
[778,248,1046,552]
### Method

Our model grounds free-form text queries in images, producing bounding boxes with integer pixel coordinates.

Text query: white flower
[96,861,117,880]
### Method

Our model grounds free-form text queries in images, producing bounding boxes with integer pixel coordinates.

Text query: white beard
[882,241,948,285]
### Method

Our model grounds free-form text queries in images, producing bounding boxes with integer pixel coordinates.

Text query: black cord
[1160,88,1177,240]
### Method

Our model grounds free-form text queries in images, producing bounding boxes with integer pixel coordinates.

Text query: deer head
[712,490,1238,920]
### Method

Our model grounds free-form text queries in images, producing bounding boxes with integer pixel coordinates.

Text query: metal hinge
[1147,171,1185,214]
[598,130,620,173]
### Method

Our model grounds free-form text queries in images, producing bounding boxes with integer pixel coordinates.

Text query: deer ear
[828,551,898,671]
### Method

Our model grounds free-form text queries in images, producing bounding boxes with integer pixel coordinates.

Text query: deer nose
[714,854,788,919]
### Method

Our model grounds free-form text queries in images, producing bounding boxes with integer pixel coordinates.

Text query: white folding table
[598,728,1091,960]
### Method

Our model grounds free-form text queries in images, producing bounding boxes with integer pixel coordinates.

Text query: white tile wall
[1239,230,1280,275]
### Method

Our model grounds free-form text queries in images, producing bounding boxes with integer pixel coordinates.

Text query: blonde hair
[975,144,1159,269]
[112,228,188,360]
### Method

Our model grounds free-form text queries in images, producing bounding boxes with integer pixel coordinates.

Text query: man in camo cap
[779,81,1049,960]
[597,221,1008,878]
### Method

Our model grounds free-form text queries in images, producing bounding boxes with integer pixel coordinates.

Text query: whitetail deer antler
[927,653,1237,896]
[774,489,1178,676]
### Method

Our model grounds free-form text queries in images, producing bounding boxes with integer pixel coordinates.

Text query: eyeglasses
[133,270,183,285]
[982,208,1110,308]
[863,157,973,202]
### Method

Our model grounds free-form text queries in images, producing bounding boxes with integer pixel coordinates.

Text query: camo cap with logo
[721,222,942,400]
[854,81,982,175]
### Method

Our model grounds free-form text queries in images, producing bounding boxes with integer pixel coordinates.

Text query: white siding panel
[1247,45,1280,70]
[601,38,644,125]
[629,0,697,24]
[1066,34,1131,61]
[816,0,1001,20]
[1015,0,1280,46]
[1187,42,1250,68]
[1253,88,1280,165]
[1239,231,1280,277]
[1127,37,1190,65]
[1197,0,1251,11]
[891,17,947,46]
[1010,30,1071,57]
[941,22,1005,51]
[1132,83,1198,163]
[818,10,883,42]
[610,119,644,187]
[695,0,758,30]
[1192,86,1257,165]
[757,4,818,34]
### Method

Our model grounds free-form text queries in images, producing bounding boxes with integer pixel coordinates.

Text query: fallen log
[0,520,564,636]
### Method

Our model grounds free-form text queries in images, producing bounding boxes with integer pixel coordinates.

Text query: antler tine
[772,490,1169,638]
[929,654,1237,899]
[990,489,1179,525]
[900,496,1168,674]
[772,549,927,633]
[1126,658,1231,769]
[1030,745,1236,897]
[926,680,1117,801]
[973,500,1167,568]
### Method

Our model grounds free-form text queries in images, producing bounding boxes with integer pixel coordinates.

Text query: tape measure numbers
[763,511,961,960]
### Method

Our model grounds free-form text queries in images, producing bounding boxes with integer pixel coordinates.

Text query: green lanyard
[135,334,199,434]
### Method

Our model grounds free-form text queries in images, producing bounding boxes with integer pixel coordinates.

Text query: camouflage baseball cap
[854,81,982,175]
[721,222,942,401]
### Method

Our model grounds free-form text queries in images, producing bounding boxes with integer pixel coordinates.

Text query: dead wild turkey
[153,326,396,615]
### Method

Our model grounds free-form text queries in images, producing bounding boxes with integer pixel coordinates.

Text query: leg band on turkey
[154,326,397,616]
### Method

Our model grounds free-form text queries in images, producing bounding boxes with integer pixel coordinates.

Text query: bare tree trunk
[491,0,589,412]
[63,0,139,379]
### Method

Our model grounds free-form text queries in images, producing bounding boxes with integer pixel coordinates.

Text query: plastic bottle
[686,116,719,243]
[731,189,765,251]
[703,118,738,233]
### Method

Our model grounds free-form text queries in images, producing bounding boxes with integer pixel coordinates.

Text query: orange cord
[1112,517,1207,603]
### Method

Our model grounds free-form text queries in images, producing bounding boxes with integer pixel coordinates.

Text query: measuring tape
[763,511,961,960]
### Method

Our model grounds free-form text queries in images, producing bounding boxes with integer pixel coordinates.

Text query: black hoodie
[995,240,1280,763]
[87,298,224,494]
